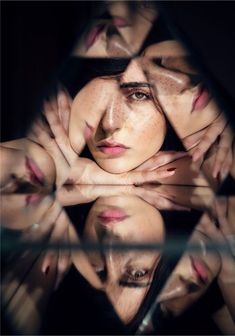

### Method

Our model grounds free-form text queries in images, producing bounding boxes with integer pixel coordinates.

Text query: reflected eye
[127,269,148,280]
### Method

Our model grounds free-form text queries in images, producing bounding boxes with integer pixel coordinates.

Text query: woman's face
[0,139,55,194]
[69,59,166,173]
[73,1,157,57]
[0,139,55,230]
[158,229,221,317]
[143,40,222,138]
[82,195,165,323]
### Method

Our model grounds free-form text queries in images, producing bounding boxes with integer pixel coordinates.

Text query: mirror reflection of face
[0,194,54,230]
[73,1,157,57]
[143,40,222,138]
[82,195,165,323]
[69,59,166,173]
[158,229,221,317]
[0,139,55,195]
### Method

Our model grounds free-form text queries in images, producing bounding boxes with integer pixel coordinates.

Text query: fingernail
[167,167,176,172]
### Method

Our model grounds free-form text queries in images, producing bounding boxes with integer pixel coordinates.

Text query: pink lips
[97,141,129,155]
[25,156,45,186]
[25,193,41,206]
[190,256,208,284]
[112,16,129,28]
[98,208,128,224]
[192,86,210,112]
[86,24,105,50]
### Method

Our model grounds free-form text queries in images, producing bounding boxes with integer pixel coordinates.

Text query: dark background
[2,1,235,141]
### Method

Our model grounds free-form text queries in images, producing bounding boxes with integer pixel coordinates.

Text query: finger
[133,186,191,210]
[41,210,70,274]
[44,96,78,165]
[57,89,78,164]
[57,87,73,132]
[192,114,227,161]
[134,151,188,171]
[219,149,233,182]
[212,125,233,178]
[29,117,71,185]
[215,198,231,235]
[54,228,71,291]
[183,128,206,150]
[127,167,176,185]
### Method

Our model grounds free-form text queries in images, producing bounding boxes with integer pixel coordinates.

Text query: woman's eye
[129,91,150,101]
[129,269,148,280]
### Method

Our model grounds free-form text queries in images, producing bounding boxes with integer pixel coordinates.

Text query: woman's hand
[183,113,234,181]
[198,197,235,321]
[21,198,72,291]
[28,91,74,186]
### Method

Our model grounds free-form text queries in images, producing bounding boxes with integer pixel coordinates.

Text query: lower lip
[190,256,208,284]
[98,209,128,224]
[192,88,210,111]
[26,157,44,186]
[98,146,127,155]
[25,193,41,206]
[112,16,129,28]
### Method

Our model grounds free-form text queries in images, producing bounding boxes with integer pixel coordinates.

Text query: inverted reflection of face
[82,195,165,323]
[158,229,221,317]
[143,40,222,138]
[69,59,166,173]
[73,1,157,57]
[0,139,55,194]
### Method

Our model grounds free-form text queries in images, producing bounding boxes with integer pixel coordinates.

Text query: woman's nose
[100,97,124,135]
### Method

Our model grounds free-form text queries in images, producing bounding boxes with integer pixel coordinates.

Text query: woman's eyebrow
[119,280,151,288]
[120,82,151,89]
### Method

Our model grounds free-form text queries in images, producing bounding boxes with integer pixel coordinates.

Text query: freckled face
[69,60,166,174]
[83,195,165,323]
[143,41,221,138]
[73,1,157,58]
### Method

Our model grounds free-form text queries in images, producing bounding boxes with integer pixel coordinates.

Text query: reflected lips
[192,86,210,112]
[86,24,105,50]
[97,140,129,155]
[25,157,45,186]
[190,256,208,284]
[98,208,128,224]
[112,16,129,28]
[26,193,41,206]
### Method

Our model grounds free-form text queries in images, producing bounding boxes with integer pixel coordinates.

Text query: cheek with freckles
[93,113,165,173]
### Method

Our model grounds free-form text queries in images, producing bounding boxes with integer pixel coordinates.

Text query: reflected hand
[21,200,71,291]
[198,197,235,320]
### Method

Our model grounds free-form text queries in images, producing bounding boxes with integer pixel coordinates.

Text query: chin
[96,158,139,174]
